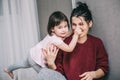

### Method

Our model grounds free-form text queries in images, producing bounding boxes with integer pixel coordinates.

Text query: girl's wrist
[73,33,79,38]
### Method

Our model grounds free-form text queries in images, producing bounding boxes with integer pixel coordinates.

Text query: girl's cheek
[72,26,76,30]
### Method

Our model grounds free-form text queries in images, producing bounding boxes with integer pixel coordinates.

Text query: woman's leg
[35,68,66,80]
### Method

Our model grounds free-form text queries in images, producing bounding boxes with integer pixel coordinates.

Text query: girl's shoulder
[43,34,62,40]
[49,34,64,45]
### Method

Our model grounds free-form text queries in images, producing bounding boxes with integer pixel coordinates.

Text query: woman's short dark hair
[47,11,69,35]
[70,2,93,24]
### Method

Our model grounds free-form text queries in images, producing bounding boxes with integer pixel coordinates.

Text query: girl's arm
[57,27,81,52]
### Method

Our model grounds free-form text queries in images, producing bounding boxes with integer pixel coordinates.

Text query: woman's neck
[77,35,87,44]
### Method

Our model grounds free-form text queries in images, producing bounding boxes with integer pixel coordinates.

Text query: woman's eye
[72,23,76,26]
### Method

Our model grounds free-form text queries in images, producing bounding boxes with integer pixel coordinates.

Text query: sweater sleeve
[96,39,109,74]
[55,50,65,75]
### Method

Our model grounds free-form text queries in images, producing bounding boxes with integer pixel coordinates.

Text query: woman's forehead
[72,16,85,23]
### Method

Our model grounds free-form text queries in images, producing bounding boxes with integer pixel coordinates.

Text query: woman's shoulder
[88,34,103,44]
[88,34,101,40]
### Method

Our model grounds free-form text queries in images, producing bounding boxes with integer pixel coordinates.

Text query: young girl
[4,11,81,79]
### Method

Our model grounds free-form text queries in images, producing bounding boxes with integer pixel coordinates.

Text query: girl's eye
[79,23,83,26]
[64,26,68,28]
[58,26,62,29]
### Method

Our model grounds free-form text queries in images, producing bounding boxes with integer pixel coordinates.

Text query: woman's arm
[80,68,105,80]
[42,44,58,69]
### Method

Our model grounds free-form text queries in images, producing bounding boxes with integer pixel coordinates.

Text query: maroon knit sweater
[55,34,109,80]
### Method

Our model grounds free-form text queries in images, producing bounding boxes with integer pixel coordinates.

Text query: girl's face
[52,21,69,38]
[72,16,92,38]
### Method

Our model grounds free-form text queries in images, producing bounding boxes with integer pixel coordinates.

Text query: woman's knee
[36,68,66,80]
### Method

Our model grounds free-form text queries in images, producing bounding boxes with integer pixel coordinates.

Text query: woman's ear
[89,20,93,28]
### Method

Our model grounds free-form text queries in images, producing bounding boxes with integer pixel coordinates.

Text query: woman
[37,2,109,80]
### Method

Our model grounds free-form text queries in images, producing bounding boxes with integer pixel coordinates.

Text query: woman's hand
[42,44,59,69]
[79,71,96,80]
[79,69,105,80]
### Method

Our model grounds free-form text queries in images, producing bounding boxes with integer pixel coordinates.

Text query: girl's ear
[51,28,54,33]
[89,20,93,28]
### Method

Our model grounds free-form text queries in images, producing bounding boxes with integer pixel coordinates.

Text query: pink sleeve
[51,36,63,46]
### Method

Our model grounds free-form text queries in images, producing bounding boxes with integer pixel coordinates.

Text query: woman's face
[71,16,92,38]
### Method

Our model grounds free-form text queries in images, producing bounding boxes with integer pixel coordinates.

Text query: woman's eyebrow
[78,17,84,23]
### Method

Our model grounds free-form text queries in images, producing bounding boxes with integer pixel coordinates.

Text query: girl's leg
[28,54,42,73]
[35,68,66,80]
[4,54,31,79]
[3,68,14,79]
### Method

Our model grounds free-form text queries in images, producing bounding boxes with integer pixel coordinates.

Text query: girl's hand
[74,27,82,35]
[79,71,96,80]
[42,44,59,69]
